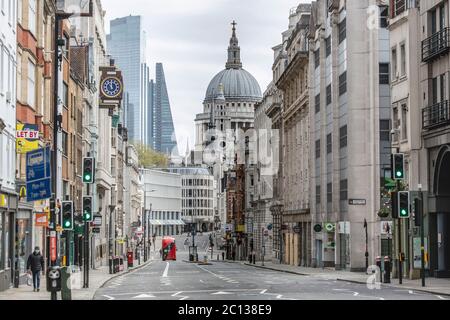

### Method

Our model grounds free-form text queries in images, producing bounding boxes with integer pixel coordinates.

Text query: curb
[98,259,154,289]
[245,262,450,297]
[335,277,450,297]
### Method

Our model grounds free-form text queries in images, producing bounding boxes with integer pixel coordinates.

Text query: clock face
[102,78,122,98]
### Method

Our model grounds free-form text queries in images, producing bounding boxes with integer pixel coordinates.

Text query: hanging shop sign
[35,213,48,227]
[16,123,39,154]
[324,223,336,233]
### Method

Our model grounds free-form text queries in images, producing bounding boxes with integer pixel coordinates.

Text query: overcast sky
[103,0,311,155]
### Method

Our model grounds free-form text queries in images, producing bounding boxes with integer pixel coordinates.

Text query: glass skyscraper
[152,63,178,156]
[107,15,149,144]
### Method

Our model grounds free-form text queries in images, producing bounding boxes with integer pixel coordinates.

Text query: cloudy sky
[103,0,310,155]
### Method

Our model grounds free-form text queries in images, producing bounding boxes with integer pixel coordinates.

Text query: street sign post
[26,147,52,202]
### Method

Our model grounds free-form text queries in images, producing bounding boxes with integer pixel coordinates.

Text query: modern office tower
[153,63,178,155]
[107,15,149,144]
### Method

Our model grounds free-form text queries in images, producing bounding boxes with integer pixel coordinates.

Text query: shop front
[14,207,32,286]
[0,192,17,292]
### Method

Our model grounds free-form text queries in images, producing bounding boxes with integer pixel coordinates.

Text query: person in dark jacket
[27,247,45,292]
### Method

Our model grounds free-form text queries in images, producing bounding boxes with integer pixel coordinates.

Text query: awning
[149,220,185,226]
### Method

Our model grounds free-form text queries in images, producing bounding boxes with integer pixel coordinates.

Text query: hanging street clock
[101,76,123,99]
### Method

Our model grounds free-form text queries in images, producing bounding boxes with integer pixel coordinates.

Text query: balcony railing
[423,100,450,129]
[422,28,450,62]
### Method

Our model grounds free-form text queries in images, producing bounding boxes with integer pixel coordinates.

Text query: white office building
[141,169,184,237]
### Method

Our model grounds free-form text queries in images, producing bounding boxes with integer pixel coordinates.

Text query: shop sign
[50,232,57,262]
[16,123,39,154]
[0,194,7,207]
[236,225,245,233]
[35,213,48,227]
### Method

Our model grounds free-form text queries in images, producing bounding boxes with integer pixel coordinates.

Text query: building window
[401,104,408,140]
[325,36,331,57]
[340,179,348,201]
[326,134,332,154]
[315,94,320,113]
[380,6,388,28]
[0,45,4,93]
[326,84,332,105]
[327,183,332,203]
[393,107,399,142]
[391,48,397,80]
[28,0,37,36]
[315,139,321,159]
[380,120,391,141]
[338,18,346,44]
[63,82,68,107]
[27,59,36,108]
[400,43,406,77]
[340,125,347,148]
[316,185,321,204]
[379,63,390,85]
[393,0,406,18]
[62,131,68,156]
[314,49,320,68]
[339,72,347,95]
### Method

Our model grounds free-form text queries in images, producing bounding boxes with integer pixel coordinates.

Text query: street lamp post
[143,190,156,262]
[364,219,369,272]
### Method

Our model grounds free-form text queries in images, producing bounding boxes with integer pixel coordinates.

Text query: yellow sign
[0,194,7,207]
[16,123,39,154]
[236,225,245,233]
[19,186,27,199]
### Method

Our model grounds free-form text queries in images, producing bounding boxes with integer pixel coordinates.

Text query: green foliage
[132,141,168,168]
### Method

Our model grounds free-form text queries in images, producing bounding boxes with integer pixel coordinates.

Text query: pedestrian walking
[27,247,45,292]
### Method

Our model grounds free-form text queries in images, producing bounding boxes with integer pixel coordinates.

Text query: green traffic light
[84,174,91,181]
[64,221,71,228]
[396,171,402,177]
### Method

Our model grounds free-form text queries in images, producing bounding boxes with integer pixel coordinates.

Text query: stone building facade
[308,0,391,270]
[276,6,312,267]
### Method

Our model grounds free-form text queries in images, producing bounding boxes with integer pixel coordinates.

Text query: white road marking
[211,291,234,295]
[133,293,156,299]
[103,295,115,300]
[163,262,170,277]
[436,295,448,300]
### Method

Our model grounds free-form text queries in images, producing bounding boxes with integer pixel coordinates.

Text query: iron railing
[422,27,450,62]
[423,100,450,129]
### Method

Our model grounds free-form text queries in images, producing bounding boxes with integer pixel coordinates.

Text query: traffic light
[391,191,398,218]
[398,191,410,218]
[82,157,95,183]
[83,196,93,222]
[61,201,74,230]
[392,153,405,180]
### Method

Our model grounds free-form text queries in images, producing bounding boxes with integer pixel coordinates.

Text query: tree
[132,141,168,168]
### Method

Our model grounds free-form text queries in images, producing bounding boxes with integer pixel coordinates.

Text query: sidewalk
[240,260,450,296]
[0,258,151,300]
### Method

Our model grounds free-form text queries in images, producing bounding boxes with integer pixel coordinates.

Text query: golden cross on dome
[231,20,237,30]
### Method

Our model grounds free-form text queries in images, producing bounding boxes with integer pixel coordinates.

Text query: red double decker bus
[162,237,176,261]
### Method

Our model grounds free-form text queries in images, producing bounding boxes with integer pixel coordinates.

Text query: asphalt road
[94,234,448,301]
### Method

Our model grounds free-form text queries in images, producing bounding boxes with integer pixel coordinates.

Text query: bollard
[217,254,219,261]
[384,256,391,283]
[375,256,382,283]
[61,266,72,300]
